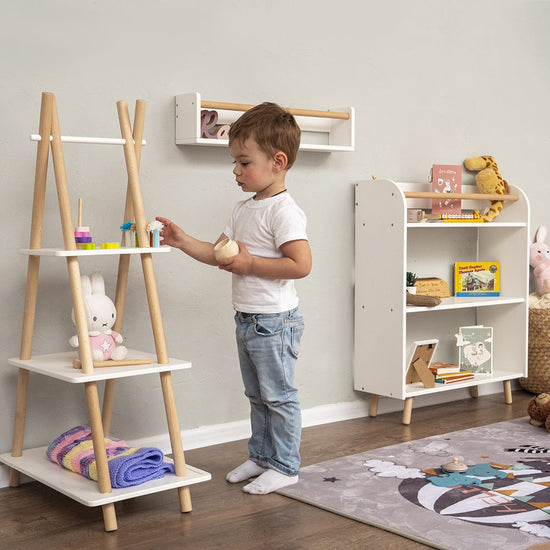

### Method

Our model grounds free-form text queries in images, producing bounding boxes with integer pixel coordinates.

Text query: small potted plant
[406,272,418,294]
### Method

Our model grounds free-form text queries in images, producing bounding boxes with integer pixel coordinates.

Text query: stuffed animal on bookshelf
[530,225,550,294]
[69,272,128,361]
[527,393,550,431]
[463,156,509,222]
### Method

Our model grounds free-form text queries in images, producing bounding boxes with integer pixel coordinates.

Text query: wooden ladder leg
[103,100,147,434]
[160,371,192,513]
[369,394,379,417]
[503,380,513,404]
[118,100,191,511]
[9,369,30,487]
[402,397,414,425]
[85,381,117,530]
[10,92,54,485]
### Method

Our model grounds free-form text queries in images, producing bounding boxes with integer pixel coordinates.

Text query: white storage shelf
[0,348,210,508]
[21,246,171,257]
[175,92,355,152]
[0,448,210,508]
[354,179,529,417]
[7,349,191,383]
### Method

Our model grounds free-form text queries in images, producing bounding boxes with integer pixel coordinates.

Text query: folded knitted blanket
[46,426,175,488]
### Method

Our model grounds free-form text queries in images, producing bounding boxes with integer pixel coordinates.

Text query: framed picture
[406,339,439,388]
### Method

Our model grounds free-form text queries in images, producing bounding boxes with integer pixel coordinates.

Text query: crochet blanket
[46,426,175,488]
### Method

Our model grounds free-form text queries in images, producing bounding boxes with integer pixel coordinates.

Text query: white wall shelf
[354,179,530,424]
[175,92,355,152]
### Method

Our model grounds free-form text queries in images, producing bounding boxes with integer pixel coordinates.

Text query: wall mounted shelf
[175,92,355,152]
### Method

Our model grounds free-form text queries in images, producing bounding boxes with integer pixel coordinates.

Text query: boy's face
[229,138,286,199]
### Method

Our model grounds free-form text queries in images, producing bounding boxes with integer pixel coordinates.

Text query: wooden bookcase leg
[402,397,414,425]
[369,394,379,417]
[503,380,513,404]
[160,371,192,512]
[469,386,479,398]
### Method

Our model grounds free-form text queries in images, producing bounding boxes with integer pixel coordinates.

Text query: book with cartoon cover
[456,325,493,374]
[454,261,500,296]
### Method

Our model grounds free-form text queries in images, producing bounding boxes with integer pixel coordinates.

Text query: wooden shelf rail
[201,100,350,120]
[404,191,519,202]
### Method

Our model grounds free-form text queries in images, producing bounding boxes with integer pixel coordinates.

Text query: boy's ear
[273,151,288,172]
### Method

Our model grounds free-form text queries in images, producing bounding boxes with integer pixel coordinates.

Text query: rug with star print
[277,418,550,549]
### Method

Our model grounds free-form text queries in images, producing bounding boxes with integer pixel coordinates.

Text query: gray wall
[2,1,548,453]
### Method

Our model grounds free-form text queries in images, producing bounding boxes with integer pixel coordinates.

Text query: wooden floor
[0,389,537,549]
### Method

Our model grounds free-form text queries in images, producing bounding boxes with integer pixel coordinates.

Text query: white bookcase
[354,179,530,424]
[175,92,355,152]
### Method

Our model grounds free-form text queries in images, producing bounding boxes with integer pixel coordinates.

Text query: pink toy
[530,225,550,294]
[69,272,128,361]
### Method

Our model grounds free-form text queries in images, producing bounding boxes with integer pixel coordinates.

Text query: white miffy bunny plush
[530,225,550,295]
[69,272,128,361]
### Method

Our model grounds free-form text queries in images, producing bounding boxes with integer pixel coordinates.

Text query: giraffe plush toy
[463,156,509,222]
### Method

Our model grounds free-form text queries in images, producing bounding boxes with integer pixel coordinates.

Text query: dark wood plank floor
[0,390,537,549]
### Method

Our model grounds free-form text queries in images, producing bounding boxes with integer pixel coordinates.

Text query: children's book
[429,362,460,375]
[454,261,500,296]
[431,164,462,216]
[455,325,493,374]
[435,373,475,384]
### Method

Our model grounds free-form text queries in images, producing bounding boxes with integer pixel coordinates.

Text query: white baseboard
[0,383,515,489]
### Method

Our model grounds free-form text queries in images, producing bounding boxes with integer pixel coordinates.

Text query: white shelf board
[406,295,525,313]
[407,222,527,229]
[179,137,354,153]
[21,246,171,257]
[7,350,191,383]
[0,447,211,507]
[404,371,523,398]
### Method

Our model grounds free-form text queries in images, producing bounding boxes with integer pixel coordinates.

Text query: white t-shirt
[223,192,308,313]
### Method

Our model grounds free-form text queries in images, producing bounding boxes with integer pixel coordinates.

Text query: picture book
[435,373,475,384]
[454,261,500,297]
[431,164,462,216]
[429,362,460,375]
[456,325,493,374]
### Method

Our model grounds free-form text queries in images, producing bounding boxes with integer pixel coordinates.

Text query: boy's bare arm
[218,239,312,279]
[156,216,225,266]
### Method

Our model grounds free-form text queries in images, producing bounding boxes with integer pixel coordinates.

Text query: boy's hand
[156,216,186,249]
[217,241,253,275]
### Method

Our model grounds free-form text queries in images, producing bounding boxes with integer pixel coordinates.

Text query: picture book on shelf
[456,325,493,374]
[431,164,462,216]
[454,261,500,296]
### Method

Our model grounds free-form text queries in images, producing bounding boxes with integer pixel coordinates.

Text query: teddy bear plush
[69,272,128,361]
[463,156,509,222]
[527,393,550,429]
[530,225,550,295]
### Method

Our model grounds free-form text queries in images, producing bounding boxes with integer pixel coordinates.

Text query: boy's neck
[254,188,287,201]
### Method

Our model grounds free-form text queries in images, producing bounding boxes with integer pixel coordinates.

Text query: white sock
[242,469,298,494]
[226,460,267,483]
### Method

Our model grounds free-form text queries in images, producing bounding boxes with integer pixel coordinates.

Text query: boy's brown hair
[228,102,301,169]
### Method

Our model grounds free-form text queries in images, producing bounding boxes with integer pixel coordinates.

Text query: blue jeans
[235,307,304,476]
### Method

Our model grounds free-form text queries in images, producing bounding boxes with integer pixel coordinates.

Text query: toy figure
[530,225,550,294]
[69,272,128,361]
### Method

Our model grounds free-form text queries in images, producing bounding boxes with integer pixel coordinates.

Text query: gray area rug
[278,418,550,549]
